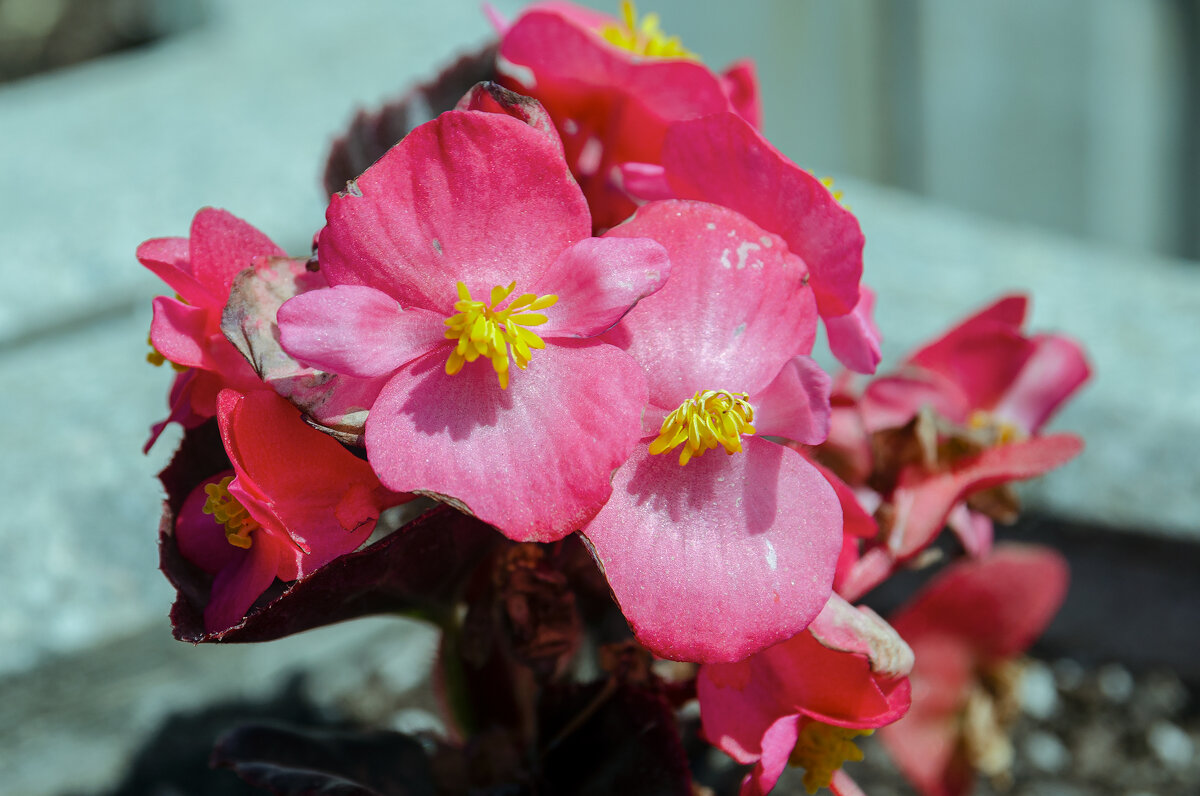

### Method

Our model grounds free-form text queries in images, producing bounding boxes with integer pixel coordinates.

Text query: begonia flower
[580,199,842,662]
[138,208,284,450]
[277,108,669,543]
[699,594,913,795]
[173,389,407,633]
[496,1,760,229]
[880,545,1068,796]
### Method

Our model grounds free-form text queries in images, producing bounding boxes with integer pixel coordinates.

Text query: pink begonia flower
[581,199,842,663]
[699,594,914,796]
[138,208,284,451]
[880,545,1068,796]
[277,109,669,544]
[495,1,759,229]
[174,389,408,633]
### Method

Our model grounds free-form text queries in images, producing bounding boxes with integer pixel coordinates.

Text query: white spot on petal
[706,222,717,230]
[766,539,778,570]
[495,54,536,89]
[719,248,733,269]
[760,236,773,248]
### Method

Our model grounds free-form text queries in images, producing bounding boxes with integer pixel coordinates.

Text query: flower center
[966,410,1025,446]
[443,281,557,390]
[788,721,871,795]
[648,389,756,466]
[202,476,260,549]
[600,1,696,60]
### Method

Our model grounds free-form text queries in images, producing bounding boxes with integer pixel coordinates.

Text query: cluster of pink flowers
[140,4,1090,794]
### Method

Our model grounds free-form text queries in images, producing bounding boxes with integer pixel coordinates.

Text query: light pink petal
[808,594,915,679]
[825,285,882,374]
[365,341,647,543]
[149,296,215,369]
[661,113,864,317]
[801,455,877,539]
[946,503,994,558]
[188,207,285,298]
[604,200,818,407]
[202,533,284,633]
[888,434,1084,560]
[319,111,591,313]
[834,545,896,604]
[740,715,801,796]
[582,437,842,662]
[277,285,445,379]
[830,770,869,796]
[137,236,215,308]
[751,355,832,445]
[993,333,1091,434]
[617,162,674,202]
[698,660,781,764]
[532,236,670,337]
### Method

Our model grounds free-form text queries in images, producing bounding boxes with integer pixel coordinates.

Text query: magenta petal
[150,296,214,369]
[138,236,215,308]
[909,294,1028,368]
[277,285,444,378]
[189,207,285,298]
[751,356,832,445]
[319,111,591,312]
[533,236,670,337]
[742,716,801,796]
[582,438,841,662]
[825,286,882,374]
[720,59,762,131]
[661,113,864,317]
[175,472,243,575]
[455,81,563,153]
[993,333,1091,433]
[861,370,971,431]
[365,341,647,543]
[605,200,818,406]
[203,534,284,634]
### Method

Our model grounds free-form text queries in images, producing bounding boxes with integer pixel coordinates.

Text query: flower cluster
[140,4,1090,794]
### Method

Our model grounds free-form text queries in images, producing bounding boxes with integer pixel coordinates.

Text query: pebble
[1098,663,1135,703]
[1147,721,1194,770]
[1024,729,1070,773]
[1020,661,1059,720]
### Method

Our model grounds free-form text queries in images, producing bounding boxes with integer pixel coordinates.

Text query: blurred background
[1,0,1196,793]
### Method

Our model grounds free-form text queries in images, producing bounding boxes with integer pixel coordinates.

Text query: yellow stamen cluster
[648,389,756,466]
[145,333,186,372]
[821,177,846,206]
[967,410,1025,446]
[788,722,871,794]
[600,1,696,60]
[443,281,557,390]
[202,476,259,549]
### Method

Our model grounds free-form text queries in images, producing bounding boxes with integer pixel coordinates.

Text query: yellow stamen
[820,177,847,206]
[649,389,756,465]
[966,410,1024,446]
[202,476,260,549]
[788,722,871,794]
[599,1,697,60]
[146,333,187,372]
[442,281,557,389]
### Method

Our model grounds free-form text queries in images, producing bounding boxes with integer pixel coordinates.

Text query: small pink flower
[495,1,759,229]
[138,208,284,450]
[277,109,669,543]
[699,594,913,795]
[880,545,1068,796]
[580,199,842,662]
[174,389,408,633]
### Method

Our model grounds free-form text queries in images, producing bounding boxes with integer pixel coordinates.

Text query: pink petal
[582,437,841,662]
[825,285,882,374]
[188,207,285,299]
[149,296,215,369]
[860,369,971,431]
[454,81,562,153]
[617,162,674,202]
[720,59,762,130]
[946,503,994,558]
[604,200,818,407]
[532,236,671,337]
[888,434,1084,560]
[660,113,864,317]
[318,111,591,313]
[364,341,647,543]
[137,236,215,308]
[992,333,1091,434]
[889,544,1069,660]
[808,594,915,679]
[909,295,1028,369]
[751,355,832,445]
[203,532,284,633]
[830,770,869,796]
[277,285,445,378]
[740,715,801,796]
[834,545,896,604]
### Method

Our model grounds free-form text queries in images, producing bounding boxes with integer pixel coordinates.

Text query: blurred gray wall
[579,0,1195,259]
